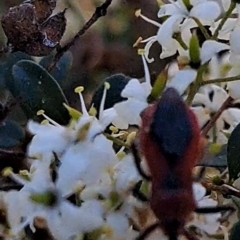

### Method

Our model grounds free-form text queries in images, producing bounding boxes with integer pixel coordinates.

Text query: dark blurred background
[0,0,172,107]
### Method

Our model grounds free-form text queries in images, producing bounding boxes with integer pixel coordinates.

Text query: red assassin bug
[131,87,233,240]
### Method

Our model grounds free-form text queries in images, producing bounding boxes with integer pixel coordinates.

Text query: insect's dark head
[149,87,193,161]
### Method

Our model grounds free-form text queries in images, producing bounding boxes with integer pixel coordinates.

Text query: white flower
[27,119,74,158]
[47,200,104,240]
[217,108,240,133]
[113,154,141,194]
[227,60,240,99]
[200,40,229,64]
[192,84,228,112]
[210,18,237,41]
[158,0,221,23]
[4,159,105,239]
[140,0,221,60]
[191,106,210,128]
[189,183,221,235]
[166,69,197,95]
[56,135,117,196]
[113,54,152,128]
[106,212,129,240]
[156,15,186,58]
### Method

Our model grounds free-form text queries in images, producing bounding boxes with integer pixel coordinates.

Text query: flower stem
[186,63,207,105]
[173,33,188,50]
[47,0,113,72]
[201,75,240,86]
[192,17,210,40]
[212,1,236,40]
[201,96,233,137]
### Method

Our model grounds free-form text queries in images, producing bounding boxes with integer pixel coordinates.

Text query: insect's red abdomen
[138,87,203,237]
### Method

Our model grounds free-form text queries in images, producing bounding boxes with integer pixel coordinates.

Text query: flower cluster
[1,0,240,239]
[136,0,240,144]
[0,75,230,240]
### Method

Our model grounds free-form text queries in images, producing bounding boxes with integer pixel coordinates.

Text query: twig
[201,96,233,137]
[186,63,208,105]
[192,17,210,40]
[201,74,240,86]
[47,0,113,72]
[212,1,236,39]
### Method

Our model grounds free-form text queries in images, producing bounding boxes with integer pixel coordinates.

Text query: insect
[131,87,233,240]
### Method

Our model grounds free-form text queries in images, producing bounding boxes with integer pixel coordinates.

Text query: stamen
[126,132,137,145]
[141,36,157,63]
[133,37,143,48]
[135,9,161,27]
[138,49,151,86]
[99,82,110,120]
[88,105,97,116]
[116,148,126,159]
[112,132,126,138]
[41,120,49,125]
[63,103,81,120]
[37,110,61,127]
[109,125,118,134]
[74,86,89,116]
[141,36,157,43]
[2,167,13,177]
[2,168,28,186]
[157,0,164,7]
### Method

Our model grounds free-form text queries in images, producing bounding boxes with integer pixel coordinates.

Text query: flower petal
[192,182,206,202]
[121,79,147,100]
[230,26,240,54]
[114,99,148,126]
[166,69,197,95]
[201,40,229,64]
[157,15,183,58]
[190,2,221,22]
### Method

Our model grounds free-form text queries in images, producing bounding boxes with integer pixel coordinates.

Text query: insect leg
[135,222,159,240]
[132,180,149,202]
[131,141,151,181]
[194,205,234,214]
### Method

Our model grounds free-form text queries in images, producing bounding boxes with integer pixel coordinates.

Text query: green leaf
[39,51,73,86]
[0,120,24,148]
[91,74,130,116]
[227,124,240,181]
[11,60,70,125]
[2,52,32,95]
[229,220,240,240]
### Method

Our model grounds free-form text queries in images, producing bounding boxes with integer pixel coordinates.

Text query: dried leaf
[40,9,67,49]
[26,0,56,23]
[1,1,66,56]
[1,3,39,49]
